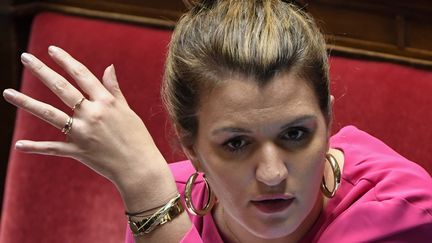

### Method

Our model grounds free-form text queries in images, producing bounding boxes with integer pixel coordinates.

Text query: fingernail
[3,89,17,99]
[15,141,24,149]
[21,53,32,63]
[48,45,59,54]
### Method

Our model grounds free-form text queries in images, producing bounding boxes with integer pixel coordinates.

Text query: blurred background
[1,0,432,241]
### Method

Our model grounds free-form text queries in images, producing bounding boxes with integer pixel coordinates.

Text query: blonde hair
[163,0,329,146]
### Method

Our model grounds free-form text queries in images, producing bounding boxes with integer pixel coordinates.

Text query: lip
[251,194,295,214]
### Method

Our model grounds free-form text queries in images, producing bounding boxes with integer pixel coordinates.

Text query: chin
[245,218,301,240]
[252,227,297,240]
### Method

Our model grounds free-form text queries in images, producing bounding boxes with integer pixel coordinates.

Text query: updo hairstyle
[162,0,330,146]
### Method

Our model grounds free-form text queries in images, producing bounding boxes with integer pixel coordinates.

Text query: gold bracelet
[128,194,184,236]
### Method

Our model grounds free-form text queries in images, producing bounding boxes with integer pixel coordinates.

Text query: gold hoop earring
[321,153,341,198]
[184,172,215,216]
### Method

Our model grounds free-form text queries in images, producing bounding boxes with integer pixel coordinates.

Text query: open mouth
[251,198,295,214]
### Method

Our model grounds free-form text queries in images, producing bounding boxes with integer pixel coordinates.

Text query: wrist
[127,193,184,236]
[113,155,179,213]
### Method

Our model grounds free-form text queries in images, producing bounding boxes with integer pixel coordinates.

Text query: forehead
[198,72,319,116]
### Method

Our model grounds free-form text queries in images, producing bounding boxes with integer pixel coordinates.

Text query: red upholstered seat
[329,57,432,174]
[1,11,431,243]
[0,12,184,243]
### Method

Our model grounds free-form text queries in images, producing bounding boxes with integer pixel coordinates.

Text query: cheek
[289,137,327,196]
[304,156,325,192]
[197,147,253,204]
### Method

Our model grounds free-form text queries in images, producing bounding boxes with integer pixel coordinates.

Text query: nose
[255,143,288,186]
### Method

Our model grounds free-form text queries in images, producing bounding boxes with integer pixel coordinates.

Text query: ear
[329,95,335,121]
[181,144,204,172]
[174,125,203,172]
[326,95,335,149]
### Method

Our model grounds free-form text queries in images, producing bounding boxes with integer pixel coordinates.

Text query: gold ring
[61,116,73,135]
[72,97,85,111]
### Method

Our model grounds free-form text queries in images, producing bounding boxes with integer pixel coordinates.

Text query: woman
[3,0,432,242]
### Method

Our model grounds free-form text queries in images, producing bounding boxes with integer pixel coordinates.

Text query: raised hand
[3,46,178,211]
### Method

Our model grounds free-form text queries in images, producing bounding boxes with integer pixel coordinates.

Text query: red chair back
[1,11,431,243]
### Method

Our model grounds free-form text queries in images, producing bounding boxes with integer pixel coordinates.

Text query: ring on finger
[61,116,73,135]
[72,97,85,111]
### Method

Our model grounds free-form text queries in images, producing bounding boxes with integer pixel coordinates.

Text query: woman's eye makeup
[218,118,316,153]
[220,127,312,153]
[222,136,250,153]
[280,127,310,141]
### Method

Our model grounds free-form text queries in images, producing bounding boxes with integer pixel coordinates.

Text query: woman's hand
[3,46,178,211]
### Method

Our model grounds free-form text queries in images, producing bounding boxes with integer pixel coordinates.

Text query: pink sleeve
[320,198,432,242]
[124,224,204,243]
[180,225,204,243]
[124,226,134,243]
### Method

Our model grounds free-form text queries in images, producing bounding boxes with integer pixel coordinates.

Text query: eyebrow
[280,115,317,130]
[211,115,317,135]
[212,127,252,135]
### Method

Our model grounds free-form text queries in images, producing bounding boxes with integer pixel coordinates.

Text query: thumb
[102,64,126,101]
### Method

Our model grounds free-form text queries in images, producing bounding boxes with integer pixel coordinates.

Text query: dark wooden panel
[309,0,432,66]
[310,5,397,45]
[406,17,432,52]
[4,1,182,28]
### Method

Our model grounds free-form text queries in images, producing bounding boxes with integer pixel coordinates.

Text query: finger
[102,64,126,102]
[15,140,78,157]
[20,53,85,109]
[3,88,69,130]
[47,46,110,99]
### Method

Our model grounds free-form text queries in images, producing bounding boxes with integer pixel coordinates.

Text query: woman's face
[190,72,329,239]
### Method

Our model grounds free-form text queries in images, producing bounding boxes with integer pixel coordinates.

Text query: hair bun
[183,0,216,10]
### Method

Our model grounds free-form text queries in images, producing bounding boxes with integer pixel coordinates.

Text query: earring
[184,171,216,216]
[321,153,341,198]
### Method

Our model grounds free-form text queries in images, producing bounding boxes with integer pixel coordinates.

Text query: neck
[221,208,242,243]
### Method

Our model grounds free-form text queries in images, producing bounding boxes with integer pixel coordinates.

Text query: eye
[223,137,250,152]
[281,127,309,141]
